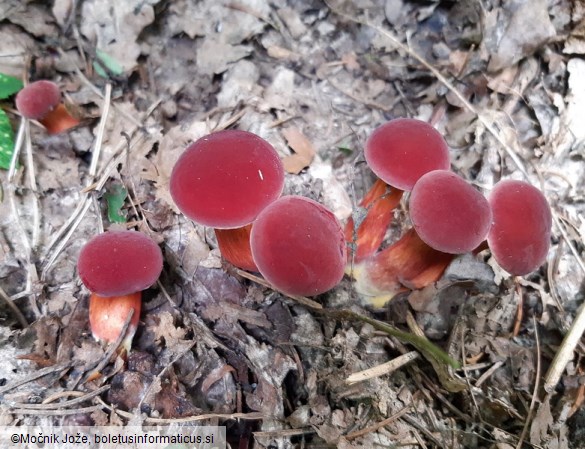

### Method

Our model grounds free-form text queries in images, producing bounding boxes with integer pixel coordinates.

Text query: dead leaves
[281,127,315,174]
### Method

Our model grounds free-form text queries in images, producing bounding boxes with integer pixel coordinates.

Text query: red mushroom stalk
[344,179,403,264]
[170,130,284,271]
[487,179,552,275]
[15,80,79,134]
[346,118,450,263]
[77,230,163,352]
[251,196,347,297]
[352,170,492,307]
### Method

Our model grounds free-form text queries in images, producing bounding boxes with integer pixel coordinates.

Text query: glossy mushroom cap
[487,180,552,275]
[410,170,492,254]
[170,130,285,229]
[364,118,450,191]
[251,196,347,296]
[15,80,61,120]
[77,231,163,297]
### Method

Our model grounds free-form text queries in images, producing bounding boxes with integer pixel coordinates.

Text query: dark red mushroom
[410,170,492,254]
[78,230,163,297]
[170,129,284,271]
[77,230,163,348]
[250,196,346,296]
[346,118,450,263]
[487,179,552,275]
[364,118,451,191]
[15,80,79,134]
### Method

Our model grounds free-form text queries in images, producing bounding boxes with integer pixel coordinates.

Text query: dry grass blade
[97,396,266,423]
[6,385,110,410]
[517,316,541,449]
[0,362,73,395]
[9,405,103,416]
[345,404,411,440]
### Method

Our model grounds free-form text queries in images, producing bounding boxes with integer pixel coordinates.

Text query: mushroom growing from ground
[346,118,450,262]
[250,196,347,297]
[170,129,284,271]
[352,170,492,307]
[77,230,163,350]
[15,80,79,134]
[487,179,552,275]
[410,170,493,254]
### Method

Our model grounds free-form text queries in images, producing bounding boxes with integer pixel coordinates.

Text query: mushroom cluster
[170,129,346,297]
[75,121,552,348]
[349,118,552,307]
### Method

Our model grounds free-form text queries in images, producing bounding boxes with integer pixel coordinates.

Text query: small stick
[346,351,419,384]
[0,284,28,327]
[0,362,72,395]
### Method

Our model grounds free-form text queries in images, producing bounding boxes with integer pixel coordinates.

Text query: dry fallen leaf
[281,127,316,174]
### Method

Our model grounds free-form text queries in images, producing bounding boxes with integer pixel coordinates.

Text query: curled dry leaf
[281,127,316,174]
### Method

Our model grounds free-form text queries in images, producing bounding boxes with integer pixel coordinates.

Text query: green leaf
[93,49,124,78]
[0,73,23,100]
[104,184,127,223]
[0,109,15,170]
[337,145,353,156]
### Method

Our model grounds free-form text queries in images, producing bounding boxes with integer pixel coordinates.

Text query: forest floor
[0,0,585,448]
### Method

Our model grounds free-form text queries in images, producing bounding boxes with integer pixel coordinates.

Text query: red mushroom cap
[77,231,163,297]
[364,118,450,191]
[410,170,492,254]
[15,80,61,120]
[487,180,552,275]
[250,196,347,296]
[170,130,285,229]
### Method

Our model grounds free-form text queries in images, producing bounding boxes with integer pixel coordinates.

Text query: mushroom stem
[345,179,403,263]
[39,103,79,134]
[350,228,454,307]
[215,224,258,271]
[89,292,141,353]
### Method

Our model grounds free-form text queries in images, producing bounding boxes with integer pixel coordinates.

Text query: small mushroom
[410,170,492,254]
[364,118,451,191]
[15,80,79,134]
[487,179,552,275]
[250,195,347,296]
[170,129,284,271]
[77,230,163,349]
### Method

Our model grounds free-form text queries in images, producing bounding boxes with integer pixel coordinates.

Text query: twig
[235,269,323,310]
[346,351,419,384]
[6,385,110,410]
[136,341,196,411]
[96,396,265,423]
[0,284,28,327]
[9,405,102,416]
[23,120,40,249]
[6,118,41,317]
[475,361,505,388]
[0,362,72,395]
[345,404,411,440]
[517,316,541,449]
[544,213,585,392]
[88,83,112,178]
[83,309,134,382]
